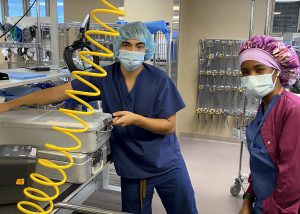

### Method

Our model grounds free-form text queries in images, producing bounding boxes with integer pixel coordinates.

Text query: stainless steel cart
[230,127,249,196]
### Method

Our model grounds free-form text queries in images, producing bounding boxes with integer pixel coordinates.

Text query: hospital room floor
[152,138,250,214]
[84,137,250,214]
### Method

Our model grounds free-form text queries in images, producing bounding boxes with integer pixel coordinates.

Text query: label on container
[16,178,25,185]
[30,148,37,157]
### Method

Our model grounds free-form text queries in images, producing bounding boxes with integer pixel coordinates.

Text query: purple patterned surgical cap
[239,35,300,87]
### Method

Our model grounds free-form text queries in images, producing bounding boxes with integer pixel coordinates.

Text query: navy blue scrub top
[71,62,186,178]
[246,95,280,213]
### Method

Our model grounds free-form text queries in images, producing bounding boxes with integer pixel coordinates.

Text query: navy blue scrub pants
[120,165,198,214]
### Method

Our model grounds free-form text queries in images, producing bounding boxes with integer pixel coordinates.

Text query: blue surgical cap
[114,21,156,60]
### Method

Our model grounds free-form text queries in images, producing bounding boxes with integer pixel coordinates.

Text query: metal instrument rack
[197,39,258,128]
[152,26,172,75]
[39,22,172,74]
[197,38,260,197]
[0,0,48,68]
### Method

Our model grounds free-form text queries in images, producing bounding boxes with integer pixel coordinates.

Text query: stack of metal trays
[0,109,113,183]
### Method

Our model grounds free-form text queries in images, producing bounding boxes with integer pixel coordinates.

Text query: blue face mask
[118,50,145,72]
[241,69,279,99]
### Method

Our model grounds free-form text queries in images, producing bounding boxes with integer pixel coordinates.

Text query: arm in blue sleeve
[71,71,102,103]
[154,77,185,119]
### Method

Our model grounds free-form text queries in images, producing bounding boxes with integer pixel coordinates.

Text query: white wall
[124,0,173,24]
[64,0,119,23]
[64,0,173,24]
[177,0,267,139]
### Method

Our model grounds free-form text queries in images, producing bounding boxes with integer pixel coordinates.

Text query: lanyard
[278,87,284,95]
[252,88,284,143]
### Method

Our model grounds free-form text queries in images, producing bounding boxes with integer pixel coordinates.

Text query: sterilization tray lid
[37,149,91,163]
[0,109,112,131]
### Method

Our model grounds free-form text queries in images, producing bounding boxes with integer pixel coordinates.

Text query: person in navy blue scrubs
[0,22,198,214]
[72,21,198,214]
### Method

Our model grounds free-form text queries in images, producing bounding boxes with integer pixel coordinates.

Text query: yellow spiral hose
[17,1,125,213]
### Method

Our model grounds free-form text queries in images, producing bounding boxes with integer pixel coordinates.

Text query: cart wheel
[230,182,241,196]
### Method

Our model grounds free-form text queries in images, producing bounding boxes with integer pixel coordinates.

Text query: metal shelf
[0,42,40,48]
[0,68,71,90]
[0,162,112,214]
[39,22,118,30]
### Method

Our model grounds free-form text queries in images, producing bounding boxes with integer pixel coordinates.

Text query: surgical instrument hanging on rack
[197,39,259,128]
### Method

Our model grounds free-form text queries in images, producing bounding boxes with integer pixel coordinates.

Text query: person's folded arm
[263,107,300,214]
[113,111,175,135]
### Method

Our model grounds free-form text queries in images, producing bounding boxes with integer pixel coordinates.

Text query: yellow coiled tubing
[17,1,125,213]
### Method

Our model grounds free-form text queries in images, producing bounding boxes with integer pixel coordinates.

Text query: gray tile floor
[152,137,250,214]
[85,137,250,214]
